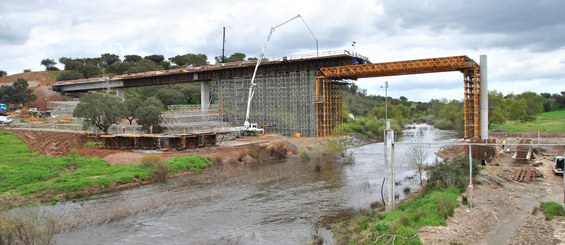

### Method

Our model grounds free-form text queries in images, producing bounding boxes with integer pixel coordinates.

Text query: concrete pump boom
[243,14,318,128]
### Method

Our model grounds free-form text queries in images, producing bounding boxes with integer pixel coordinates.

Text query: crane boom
[243,14,317,128]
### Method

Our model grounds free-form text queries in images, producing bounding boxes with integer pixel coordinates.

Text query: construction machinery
[241,14,317,136]
[0,103,7,116]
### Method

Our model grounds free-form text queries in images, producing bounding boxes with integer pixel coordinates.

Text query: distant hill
[0,71,60,88]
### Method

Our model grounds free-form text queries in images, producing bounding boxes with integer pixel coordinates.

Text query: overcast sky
[1,0,563,102]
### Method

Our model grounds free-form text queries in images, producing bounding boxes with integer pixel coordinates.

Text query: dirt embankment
[10,128,88,156]
[7,128,324,163]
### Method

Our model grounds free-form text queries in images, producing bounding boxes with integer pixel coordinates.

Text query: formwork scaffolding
[48,101,79,117]
[211,70,319,137]
[100,132,224,151]
[159,104,231,134]
[315,77,346,137]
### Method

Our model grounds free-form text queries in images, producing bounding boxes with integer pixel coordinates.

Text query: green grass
[540,202,565,220]
[333,157,476,244]
[83,141,103,147]
[168,156,211,173]
[491,110,565,132]
[334,188,460,244]
[0,130,211,201]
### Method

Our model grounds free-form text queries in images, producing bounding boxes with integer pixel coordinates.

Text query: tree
[403,140,432,187]
[179,84,201,104]
[168,53,208,67]
[144,55,165,64]
[135,97,164,133]
[517,92,544,120]
[216,52,247,63]
[0,79,36,107]
[73,93,125,134]
[124,55,142,63]
[156,87,185,105]
[0,70,7,77]
[100,53,120,68]
[57,71,84,81]
[507,99,527,121]
[11,79,36,106]
[127,59,158,74]
[123,97,143,125]
[488,91,507,127]
[40,59,58,71]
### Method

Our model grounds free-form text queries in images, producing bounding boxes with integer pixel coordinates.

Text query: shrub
[0,208,57,245]
[424,157,480,193]
[540,202,565,220]
[141,154,168,182]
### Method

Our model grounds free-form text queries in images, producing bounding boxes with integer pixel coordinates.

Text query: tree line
[38,52,252,81]
[340,83,565,139]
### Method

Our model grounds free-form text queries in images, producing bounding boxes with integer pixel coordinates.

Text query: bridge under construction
[53,50,487,140]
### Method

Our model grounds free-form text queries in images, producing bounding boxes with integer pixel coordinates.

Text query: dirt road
[419,138,565,244]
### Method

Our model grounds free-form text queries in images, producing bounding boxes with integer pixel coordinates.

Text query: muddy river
[53,125,456,244]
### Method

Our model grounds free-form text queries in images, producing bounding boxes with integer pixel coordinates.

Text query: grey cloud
[379,0,565,51]
[0,22,29,44]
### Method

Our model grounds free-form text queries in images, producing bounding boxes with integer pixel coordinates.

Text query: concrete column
[115,88,125,100]
[384,128,395,211]
[480,55,488,140]
[201,81,210,112]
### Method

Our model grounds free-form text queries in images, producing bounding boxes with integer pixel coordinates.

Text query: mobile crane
[241,14,318,135]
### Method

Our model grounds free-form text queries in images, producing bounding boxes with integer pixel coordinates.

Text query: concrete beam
[57,80,124,92]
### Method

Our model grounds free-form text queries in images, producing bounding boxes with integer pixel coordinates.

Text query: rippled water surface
[54,125,456,244]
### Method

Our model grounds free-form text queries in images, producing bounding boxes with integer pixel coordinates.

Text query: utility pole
[222,27,226,63]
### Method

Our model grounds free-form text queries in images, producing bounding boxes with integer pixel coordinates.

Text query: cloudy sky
[1,0,563,101]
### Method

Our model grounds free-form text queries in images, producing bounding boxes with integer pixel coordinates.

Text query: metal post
[469,144,473,208]
[563,146,565,212]
[385,81,388,127]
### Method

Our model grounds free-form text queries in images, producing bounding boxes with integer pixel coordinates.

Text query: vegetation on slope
[490,110,565,132]
[333,157,480,244]
[0,130,210,205]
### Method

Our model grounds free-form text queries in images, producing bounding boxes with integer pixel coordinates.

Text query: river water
[53,125,456,244]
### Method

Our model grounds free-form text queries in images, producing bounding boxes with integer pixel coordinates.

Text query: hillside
[0,71,60,87]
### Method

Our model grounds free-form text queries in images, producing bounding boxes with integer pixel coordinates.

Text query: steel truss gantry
[319,55,481,139]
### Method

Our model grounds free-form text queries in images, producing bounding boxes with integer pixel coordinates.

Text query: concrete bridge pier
[116,88,125,100]
[480,55,488,140]
[201,81,210,112]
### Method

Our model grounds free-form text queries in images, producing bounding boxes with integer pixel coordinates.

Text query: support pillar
[385,128,395,211]
[115,88,125,100]
[201,81,210,112]
[480,55,488,140]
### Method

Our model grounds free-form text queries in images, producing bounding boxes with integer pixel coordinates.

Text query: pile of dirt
[10,129,88,156]
[0,71,58,87]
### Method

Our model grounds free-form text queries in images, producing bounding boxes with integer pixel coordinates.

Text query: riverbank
[332,133,565,244]
[0,129,325,208]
